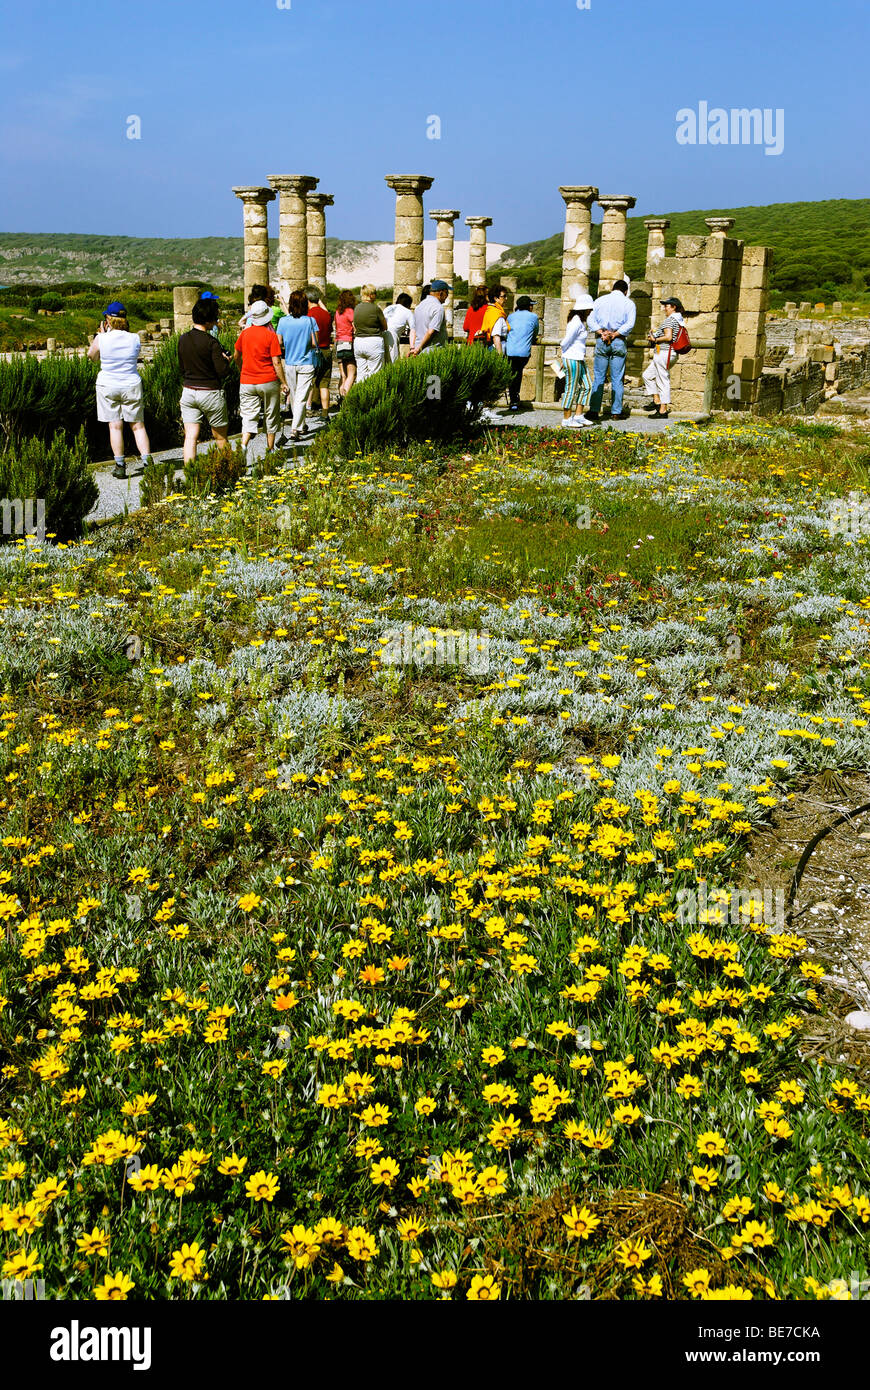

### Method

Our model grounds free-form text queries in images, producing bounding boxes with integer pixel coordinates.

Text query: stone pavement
[85,406,681,528]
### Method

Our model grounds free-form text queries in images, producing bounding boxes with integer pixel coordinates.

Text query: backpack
[671,323,691,354]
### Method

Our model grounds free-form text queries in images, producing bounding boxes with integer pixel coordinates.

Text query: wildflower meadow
[1,419,869,1304]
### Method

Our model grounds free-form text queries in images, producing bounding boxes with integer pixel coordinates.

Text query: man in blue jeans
[585,279,636,421]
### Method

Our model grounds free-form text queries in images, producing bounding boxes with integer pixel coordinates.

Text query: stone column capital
[268,175,318,197]
[559,185,599,207]
[306,192,334,210]
[597,195,637,213]
[429,209,460,223]
[465,216,493,229]
[705,217,736,236]
[385,175,434,195]
[644,217,670,230]
[232,186,275,205]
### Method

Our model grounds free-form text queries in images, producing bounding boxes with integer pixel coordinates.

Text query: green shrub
[183,441,246,498]
[314,346,512,460]
[0,428,97,542]
[32,292,65,313]
[139,457,180,508]
[0,353,99,452]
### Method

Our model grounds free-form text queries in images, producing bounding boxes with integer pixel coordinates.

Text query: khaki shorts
[239,380,282,433]
[96,378,144,423]
[180,387,228,428]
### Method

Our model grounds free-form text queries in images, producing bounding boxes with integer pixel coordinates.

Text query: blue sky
[1,0,867,245]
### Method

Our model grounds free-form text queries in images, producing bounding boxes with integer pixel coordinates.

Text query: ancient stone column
[385,176,434,301]
[306,192,334,296]
[429,210,460,329]
[644,218,670,273]
[465,217,493,295]
[597,196,637,288]
[232,186,276,301]
[734,243,773,410]
[173,285,200,335]
[558,186,598,331]
[268,175,318,292]
[704,217,736,239]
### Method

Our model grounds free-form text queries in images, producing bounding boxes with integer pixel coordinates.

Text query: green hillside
[0,233,379,289]
[492,199,870,304]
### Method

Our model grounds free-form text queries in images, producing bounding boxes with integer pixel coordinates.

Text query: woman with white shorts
[643,296,686,419]
[87,300,153,479]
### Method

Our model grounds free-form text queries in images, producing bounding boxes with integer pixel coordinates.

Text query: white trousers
[354,336,385,382]
[642,347,673,404]
[286,364,317,432]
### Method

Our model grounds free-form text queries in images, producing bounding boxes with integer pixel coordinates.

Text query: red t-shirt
[335,307,354,343]
[463,304,487,343]
[308,303,333,348]
[234,325,282,383]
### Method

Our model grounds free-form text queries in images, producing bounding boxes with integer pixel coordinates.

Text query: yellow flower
[76,1226,110,1258]
[245,1170,279,1203]
[562,1204,600,1240]
[431,1269,458,1291]
[467,1274,501,1300]
[682,1268,711,1296]
[169,1241,207,1281]
[615,1237,652,1269]
[217,1154,248,1177]
[94,1270,135,1300]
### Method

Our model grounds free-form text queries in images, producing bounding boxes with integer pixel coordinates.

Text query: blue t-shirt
[276,315,318,366]
[505,310,539,358]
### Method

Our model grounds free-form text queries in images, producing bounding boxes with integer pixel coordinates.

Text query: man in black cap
[642,296,686,419]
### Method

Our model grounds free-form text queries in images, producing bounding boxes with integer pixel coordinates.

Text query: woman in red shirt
[233,300,287,450]
[334,290,357,399]
[463,286,489,345]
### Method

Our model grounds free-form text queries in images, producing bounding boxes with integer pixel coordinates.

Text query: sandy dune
[327,240,510,289]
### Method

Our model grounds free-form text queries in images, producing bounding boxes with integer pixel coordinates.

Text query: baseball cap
[104,300,126,316]
[200,291,219,301]
[430,279,450,292]
[661,296,685,312]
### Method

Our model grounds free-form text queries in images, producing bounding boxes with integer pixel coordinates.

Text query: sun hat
[104,300,126,316]
[247,300,273,326]
[572,293,595,311]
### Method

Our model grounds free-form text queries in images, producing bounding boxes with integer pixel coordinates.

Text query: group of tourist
[86,276,687,474]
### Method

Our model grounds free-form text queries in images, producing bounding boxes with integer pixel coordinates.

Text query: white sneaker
[572,416,594,427]
[564,417,582,427]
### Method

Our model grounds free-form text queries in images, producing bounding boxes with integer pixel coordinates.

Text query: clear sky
[1,0,867,246]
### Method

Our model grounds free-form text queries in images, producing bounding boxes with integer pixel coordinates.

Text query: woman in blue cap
[87,301,153,479]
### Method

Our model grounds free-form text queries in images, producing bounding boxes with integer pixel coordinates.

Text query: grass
[0,418,868,1302]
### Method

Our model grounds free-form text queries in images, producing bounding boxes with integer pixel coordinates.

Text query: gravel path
[85,406,682,527]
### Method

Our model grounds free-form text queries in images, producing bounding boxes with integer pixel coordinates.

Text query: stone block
[825,362,838,381]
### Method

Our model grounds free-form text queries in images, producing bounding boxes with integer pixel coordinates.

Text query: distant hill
[1,200,866,302]
[0,233,507,291]
[491,199,870,302]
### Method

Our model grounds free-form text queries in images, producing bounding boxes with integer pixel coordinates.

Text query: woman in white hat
[233,300,288,451]
[560,294,595,427]
[642,296,686,419]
